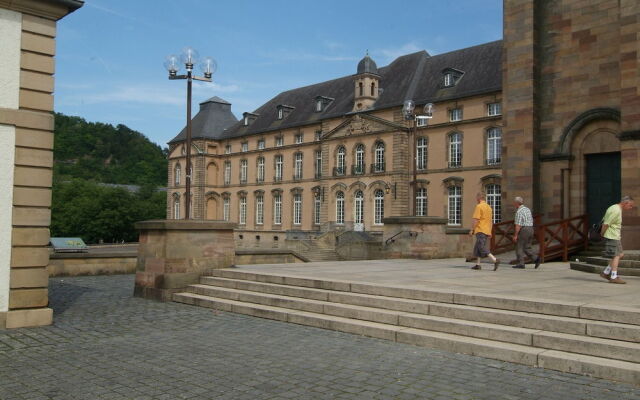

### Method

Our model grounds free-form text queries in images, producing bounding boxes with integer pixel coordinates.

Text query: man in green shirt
[600,196,635,284]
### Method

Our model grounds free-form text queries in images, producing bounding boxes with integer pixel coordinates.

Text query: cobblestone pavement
[1,275,639,400]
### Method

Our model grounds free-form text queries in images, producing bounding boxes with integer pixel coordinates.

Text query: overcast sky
[54,0,503,146]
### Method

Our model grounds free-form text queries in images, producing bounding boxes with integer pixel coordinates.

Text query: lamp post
[402,100,434,216]
[164,48,216,219]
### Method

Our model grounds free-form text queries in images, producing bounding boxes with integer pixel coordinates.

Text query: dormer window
[242,112,258,126]
[442,68,464,87]
[276,105,295,120]
[314,96,334,113]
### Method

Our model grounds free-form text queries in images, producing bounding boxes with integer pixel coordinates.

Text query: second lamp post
[402,100,434,216]
[164,47,216,219]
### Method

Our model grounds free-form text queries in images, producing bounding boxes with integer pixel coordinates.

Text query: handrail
[490,214,588,262]
[385,230,417,246]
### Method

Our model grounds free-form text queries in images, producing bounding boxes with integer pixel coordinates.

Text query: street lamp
[164,47,216,219]
[402,100,434,216]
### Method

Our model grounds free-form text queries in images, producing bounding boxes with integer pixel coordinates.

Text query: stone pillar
[134,220,236,301]
[382,216,473,259]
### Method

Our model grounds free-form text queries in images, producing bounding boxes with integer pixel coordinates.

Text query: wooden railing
[490,214,588,262]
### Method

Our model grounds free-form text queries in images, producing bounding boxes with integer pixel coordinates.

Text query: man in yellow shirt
[600,196,635,284]
[469,192,500,270]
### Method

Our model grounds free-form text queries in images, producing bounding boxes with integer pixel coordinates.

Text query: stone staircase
[571,244,640,276]
[174,269,640,385]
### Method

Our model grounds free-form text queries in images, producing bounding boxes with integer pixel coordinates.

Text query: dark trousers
[516,226,537,265]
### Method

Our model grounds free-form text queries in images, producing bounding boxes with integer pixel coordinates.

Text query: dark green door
[586,152,621,225]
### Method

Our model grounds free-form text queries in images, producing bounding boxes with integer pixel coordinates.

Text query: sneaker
[512,264,525,269]
[599,272,611,281]
[534,257,541,269]
[609,277,626,284]
[471,265,481,270]
[493,259,500,271]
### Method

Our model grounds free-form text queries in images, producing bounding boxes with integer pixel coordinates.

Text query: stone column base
[134,220,237,301]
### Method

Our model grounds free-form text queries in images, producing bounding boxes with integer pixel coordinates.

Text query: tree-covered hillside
[51,113,168,243]
[54,113,167,186]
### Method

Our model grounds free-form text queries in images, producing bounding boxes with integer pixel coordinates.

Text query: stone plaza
[1,263,640,399]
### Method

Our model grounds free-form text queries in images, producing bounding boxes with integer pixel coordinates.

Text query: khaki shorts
[603,238,623,258]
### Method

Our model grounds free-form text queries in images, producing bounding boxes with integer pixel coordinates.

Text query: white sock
[603,265,612,274]
[611,271,618,279]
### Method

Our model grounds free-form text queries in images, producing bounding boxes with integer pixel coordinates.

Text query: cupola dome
[357,53,378,75]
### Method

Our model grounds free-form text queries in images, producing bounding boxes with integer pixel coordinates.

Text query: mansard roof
[168,96,238,144]
[170,40,502,144]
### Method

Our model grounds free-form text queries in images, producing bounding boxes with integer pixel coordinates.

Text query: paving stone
[0,275,639,399]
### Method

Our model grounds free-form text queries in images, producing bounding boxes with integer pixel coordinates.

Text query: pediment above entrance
[323,114,406,139]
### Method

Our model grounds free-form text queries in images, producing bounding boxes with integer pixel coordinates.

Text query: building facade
[167,42,505,246]
[0,0,83,328]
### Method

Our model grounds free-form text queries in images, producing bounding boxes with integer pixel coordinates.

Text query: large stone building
[168,0,639,251]
[167,41,505,248]
[0,0,83,328]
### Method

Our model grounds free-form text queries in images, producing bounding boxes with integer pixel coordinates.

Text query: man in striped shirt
[512,196,541,269]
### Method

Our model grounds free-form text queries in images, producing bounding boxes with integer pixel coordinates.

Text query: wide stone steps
[570,261,640,277]
[173,269,640,384]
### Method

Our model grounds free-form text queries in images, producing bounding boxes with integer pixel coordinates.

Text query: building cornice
[0,0,83,20]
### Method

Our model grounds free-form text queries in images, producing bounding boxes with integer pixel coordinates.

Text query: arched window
[174,164,181,185]
[374,189,384,225]
[487,128,502,165]
[354,190,364,224]
[448,185,462,225]
[416,137,428,170]
[293,193,302,225]
[173,195,180,219]
[370,82,375,96]
[416,188,428,217]
[486,184,502,223]
[355,144,365,174]
[223,196,230,221]
[374,142,385,172]
[239,195,247,225]
[336,191,345,224]
[273,193,282,225]
[257,157,265,182]
[448,132,462,168]
[255,194,264,225]
[294,152,303,180]
[358,82,363,96]
[336,146,346,175]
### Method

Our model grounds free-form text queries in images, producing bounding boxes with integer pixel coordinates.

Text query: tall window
[275,155,283,181]
[315,130,322,141]
[374,189,384,225]
[240,159,248,183]
[354,190,364,224]
[316,100,322,112]
[239,196,247,225]
[358,82,363,96]
[336,191,345,224]
[355,144,365,174]
[256,194,264,225]
[449,108,463,122]
[449,132,462,168]
[486,184,502,224]
[416,188,428,217]
[294,152,303,179]
[336,146,346,175]
[315,150,322,178]
[314,195,321,225]
[257,157,265,182]
[487,128,502,165]
[273,193,282,225]
[223,196,230,221]
[174,164,181,185]
[224,161,231,185]
[487,102,502,116]
[371,82,376,96]
[374,142,385,172]
[448,186,462,225]
[444,73,453,87]
[293,193,302,225]
[173,196,180,219]
[416,137,427,170]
